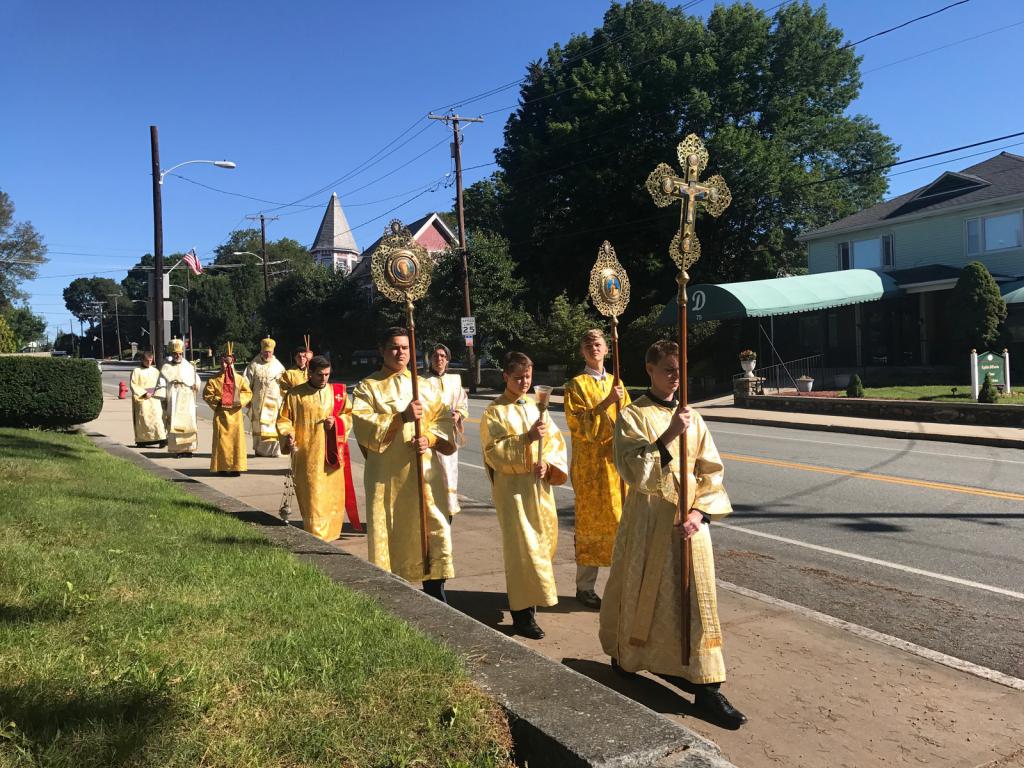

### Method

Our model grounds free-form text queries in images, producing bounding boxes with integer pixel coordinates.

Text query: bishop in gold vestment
[244,337,286,457]
[130,352,166,445]
[481,352,568,639]
[563,329,630,608]
[277,356,350,542]
[599,340,746,727]
[351,329,455,594]
[156,339,200,456]
[202,350,252,474]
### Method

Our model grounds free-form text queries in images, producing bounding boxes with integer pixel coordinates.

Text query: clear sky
[2,0,1022,337]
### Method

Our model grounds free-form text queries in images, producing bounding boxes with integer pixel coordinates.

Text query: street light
[150,124,235,359]
[233,250,271,299]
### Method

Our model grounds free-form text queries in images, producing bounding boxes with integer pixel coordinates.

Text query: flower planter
[739,358,757,379]
[795,376,814,393]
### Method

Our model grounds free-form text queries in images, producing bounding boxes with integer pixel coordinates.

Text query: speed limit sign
[460,316,476,336]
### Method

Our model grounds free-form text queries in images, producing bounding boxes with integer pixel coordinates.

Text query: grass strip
[0,428,512,768]
[848,385,1024,403]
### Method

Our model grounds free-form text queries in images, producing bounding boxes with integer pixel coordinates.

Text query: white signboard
[460,316,476,336]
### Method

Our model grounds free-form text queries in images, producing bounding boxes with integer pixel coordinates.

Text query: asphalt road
[102,365,1024,678]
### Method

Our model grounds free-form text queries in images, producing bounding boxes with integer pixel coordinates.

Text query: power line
[863,18,1024,73]
[840,0,971,50]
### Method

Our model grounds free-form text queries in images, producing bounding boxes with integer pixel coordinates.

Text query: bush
[846,374,865,398]
[0,356,102,428]
[978,372,998,404]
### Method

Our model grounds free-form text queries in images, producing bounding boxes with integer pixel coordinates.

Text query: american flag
[183,248,203,275]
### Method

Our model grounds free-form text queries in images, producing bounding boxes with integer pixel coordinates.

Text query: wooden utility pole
[150,125,165,357]
[428,112,483,392]
[247,213,279,300]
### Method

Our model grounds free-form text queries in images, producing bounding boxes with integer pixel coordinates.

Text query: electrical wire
[863,18,1024,74]
[839,0,971,49]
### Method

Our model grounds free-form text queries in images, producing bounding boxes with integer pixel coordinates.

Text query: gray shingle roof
[311,193,360,255]
[800,152,1024,240]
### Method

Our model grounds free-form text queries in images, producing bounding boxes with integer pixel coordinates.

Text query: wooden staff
[676,271,692,664]
[406,299,431,574]
[609,315,626,504]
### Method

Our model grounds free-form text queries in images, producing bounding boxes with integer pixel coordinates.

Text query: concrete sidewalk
[86,393,1024,768]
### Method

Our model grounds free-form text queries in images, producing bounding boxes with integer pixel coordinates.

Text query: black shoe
[576,589,601,609]
[694,687,747,729]
[182,452,194,459]
[611,658,637,678]
[511,608,545,639]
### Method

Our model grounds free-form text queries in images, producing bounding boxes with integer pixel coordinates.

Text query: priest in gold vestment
[352,327,455,600]
[277,356,351,542]
[481,352,568,639]
[244,336,286,457]
[202,346,252,475]
[599,340,746,728]
[130,351,166,446]
[279,344,311,396]
[564,329,630,609]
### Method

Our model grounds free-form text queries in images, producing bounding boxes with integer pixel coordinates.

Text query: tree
[0,189,48,308]
[950,261,1007,351]
[527,292,598,371]
[978,372,998,404]
[462,174,509,236]
[2,305,46,348]
[0,314,16,353]
[495,0,897,317]
[63,276,122,322]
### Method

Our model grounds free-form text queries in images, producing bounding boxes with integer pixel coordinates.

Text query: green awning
[657,269,900,325]
[1001,279,1024,304]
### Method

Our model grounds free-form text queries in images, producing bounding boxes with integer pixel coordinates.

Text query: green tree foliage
[462,175,509,236]
[0,314,16,353]
[978,372,998,404]
[846,373,865,398]
[0,189,48,307]
[2,305,46,348]
[950,261,1007,351]
[62,276,121,322]
[263,265,353,362]
[526,292,598,372]
[494,0,897,314]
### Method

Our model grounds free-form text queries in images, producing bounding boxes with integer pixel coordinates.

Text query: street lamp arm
[159,159,236,184]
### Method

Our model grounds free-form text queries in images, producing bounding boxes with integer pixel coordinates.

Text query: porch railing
[734,353,840,393]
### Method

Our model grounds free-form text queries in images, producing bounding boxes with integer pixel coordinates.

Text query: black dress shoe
[576,589,602,609]
[511,608,545,639]
[694,688,747,728]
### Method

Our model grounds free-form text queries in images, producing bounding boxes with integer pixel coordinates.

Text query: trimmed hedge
[0,356,103,428]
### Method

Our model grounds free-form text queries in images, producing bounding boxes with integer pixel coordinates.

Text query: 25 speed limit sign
[460,316,476,336]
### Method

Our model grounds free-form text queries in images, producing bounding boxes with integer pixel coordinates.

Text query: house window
[966,211,1023,255]
[838,235,893,270]
[837,242,850,270]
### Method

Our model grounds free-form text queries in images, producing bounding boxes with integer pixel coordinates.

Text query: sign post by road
[460,316,476,337]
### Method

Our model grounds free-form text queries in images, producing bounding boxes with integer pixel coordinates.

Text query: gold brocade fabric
[279,367,308,397]
[130,367,165,443]
[599,397,732,684]
[351,369,454,583]
[277,383,351,542]
[481,393,569,612]
[156,361,200,454]
[563,373,631,566]
[245,357,287,456]
[202,373,252,473]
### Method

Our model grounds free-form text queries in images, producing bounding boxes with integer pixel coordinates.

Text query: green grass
[846,385,1024,404]
[0,428,512,768]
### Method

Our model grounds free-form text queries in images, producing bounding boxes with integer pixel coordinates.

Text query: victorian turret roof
[311,193,360,255]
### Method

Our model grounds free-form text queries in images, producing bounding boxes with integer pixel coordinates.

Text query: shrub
[977,372,998,404]
[846,374,865,398]
[0,356,102,428]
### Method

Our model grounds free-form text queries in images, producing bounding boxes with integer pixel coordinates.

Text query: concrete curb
[699,413,1022,449]
[84,432,736,768]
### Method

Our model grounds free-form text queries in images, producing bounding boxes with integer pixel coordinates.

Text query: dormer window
[966,210,1023,255]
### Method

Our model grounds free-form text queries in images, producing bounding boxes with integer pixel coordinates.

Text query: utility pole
[112,298,122,360]
[150,125,166,357]
[428,112,483,391]
[247,213,279,300]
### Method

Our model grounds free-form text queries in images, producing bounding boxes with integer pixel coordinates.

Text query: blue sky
[3,0,1023,337]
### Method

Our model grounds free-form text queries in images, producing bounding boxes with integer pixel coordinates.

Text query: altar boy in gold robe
[564,329,630,609]
[481,352,569,639]
[599,340,746,728]
[202,344,252,475]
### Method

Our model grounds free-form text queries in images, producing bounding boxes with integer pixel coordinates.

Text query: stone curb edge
[699,413,1021,449]
[84,431,737,768]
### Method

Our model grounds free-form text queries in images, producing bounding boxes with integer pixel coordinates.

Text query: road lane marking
[719,580,1024,691]
[713,427,1024,465]
[720,452,1024,503]
[716,523,1024,600]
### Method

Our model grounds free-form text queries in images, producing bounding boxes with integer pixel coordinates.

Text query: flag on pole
[183,248,203,275]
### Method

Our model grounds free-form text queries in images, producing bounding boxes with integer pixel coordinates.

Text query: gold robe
[279,367,308,396]
[156,360,200,454]
[277,383,351,542]
[481,393,569,612]
[564,372,631,566]
[130,366,166,443]
[599,396,732,684]
[423,371,469,514]
[202,372,252,473]
[244,357,286,457]
[352,369,454,583]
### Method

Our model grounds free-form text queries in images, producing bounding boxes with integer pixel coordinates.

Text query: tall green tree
[62,277,121,322]
[950,261,1008,351]
[495,0,897,314]
[0,314,16,353]
[2,305,47,348]
[0,189,48,308]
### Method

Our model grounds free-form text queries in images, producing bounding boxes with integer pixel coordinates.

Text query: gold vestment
[130,366,166,443]
[202,372,252,473]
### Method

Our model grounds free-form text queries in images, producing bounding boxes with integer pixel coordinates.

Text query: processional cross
[645,134,731,664]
